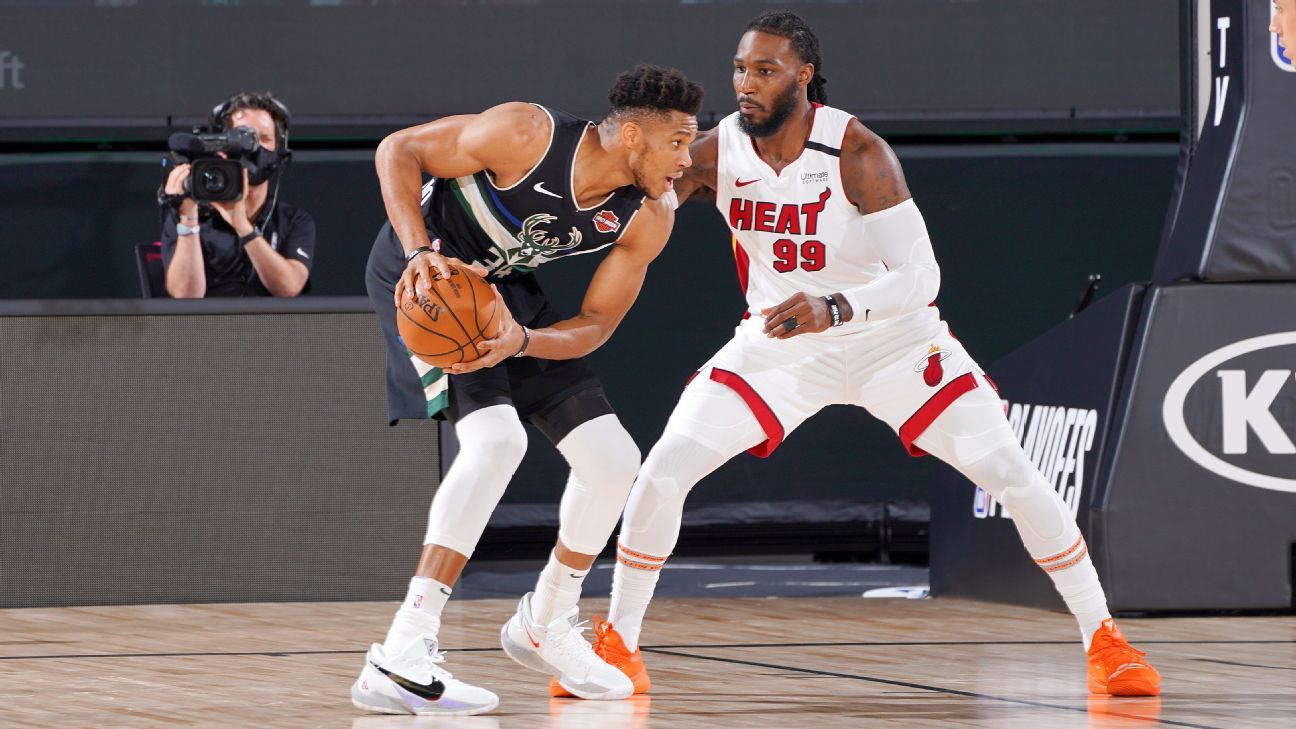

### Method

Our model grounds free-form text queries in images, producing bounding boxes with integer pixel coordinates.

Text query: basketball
[396,267,502,368]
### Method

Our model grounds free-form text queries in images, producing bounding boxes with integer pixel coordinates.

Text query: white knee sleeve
[424,404,528,556]
[961,445,1071,543]
[617,380,764,558]
[618,434,727,557]
[554,414,642,555]
[957,441,1110,637]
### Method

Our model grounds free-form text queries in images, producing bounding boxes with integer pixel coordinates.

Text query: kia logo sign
[1162,332,1296,493]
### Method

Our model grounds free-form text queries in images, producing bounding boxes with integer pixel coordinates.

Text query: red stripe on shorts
[708,367,785,458]
[899,372,978,458]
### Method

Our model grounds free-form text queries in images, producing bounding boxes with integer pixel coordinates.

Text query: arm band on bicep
[840,198,940,323]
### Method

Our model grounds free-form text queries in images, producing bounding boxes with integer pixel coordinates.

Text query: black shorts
[365,222,613,443]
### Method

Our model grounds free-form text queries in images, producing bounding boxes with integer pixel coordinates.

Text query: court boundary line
[1192,657,1296,672]
[644,647,1220,729]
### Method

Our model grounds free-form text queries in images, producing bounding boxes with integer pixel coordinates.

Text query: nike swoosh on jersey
[533,182,563,198]
[735,178,761,187]
[376,665,447,701]
[296,247,310,259]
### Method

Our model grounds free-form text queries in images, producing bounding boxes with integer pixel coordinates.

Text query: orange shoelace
[592,617,631,663]
[1090,630,1147,669]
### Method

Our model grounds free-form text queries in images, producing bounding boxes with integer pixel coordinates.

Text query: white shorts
[691,309,1000,458]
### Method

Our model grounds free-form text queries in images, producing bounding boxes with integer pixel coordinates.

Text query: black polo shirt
[160,200,316,297]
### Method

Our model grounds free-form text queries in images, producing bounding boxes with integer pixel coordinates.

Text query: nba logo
[1274,6,1295,72]
[973,487,990,519]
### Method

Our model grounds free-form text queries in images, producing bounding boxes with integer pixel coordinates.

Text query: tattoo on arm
[841,120,911,215]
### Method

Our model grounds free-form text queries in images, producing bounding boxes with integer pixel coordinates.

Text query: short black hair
[217,91,289,137]
[607,64,704,120]
[745,11,828,104]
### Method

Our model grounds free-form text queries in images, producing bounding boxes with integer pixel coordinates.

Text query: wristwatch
[176,222,200,237]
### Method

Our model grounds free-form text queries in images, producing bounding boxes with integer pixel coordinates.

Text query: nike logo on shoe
[377,665,446,701]
[523,622,541,648]
[735,178,761,187]
[533,182,562,199]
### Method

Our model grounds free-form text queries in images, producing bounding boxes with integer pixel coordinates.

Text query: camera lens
[201,167,229,194]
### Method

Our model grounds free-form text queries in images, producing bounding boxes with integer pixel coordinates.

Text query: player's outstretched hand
[447,286,523,374]
[761,292,832,339]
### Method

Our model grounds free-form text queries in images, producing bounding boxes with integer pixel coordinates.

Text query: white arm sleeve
[839,198,940,323]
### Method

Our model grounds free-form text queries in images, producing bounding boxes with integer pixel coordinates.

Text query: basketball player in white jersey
[574,11,1161,699]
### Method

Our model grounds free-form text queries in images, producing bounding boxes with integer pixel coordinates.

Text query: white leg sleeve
[618,378,766,556]
[554,413,642,555]
[609,379,764,649]
[424,404,528,557]
[915,387,1111,644]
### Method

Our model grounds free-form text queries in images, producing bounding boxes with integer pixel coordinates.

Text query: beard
[737,81,799,138]
[630,164,658,200]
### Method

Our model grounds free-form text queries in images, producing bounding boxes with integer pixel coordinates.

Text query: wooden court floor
[0,596,1292,728]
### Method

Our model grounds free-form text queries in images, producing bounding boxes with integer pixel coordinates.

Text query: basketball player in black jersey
[351,66,702,715]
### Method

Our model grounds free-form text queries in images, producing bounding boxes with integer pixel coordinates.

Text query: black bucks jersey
[423,104,647,278]
[366,104,647,425]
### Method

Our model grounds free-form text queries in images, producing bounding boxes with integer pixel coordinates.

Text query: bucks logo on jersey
[511,213,583,269]
[441,175,598,275]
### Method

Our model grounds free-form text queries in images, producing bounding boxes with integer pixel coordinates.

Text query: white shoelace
[405,648,455,682]
[548,619,602,670]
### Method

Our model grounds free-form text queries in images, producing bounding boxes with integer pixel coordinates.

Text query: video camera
[165,125,261,203]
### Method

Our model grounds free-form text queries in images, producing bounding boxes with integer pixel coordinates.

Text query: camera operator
[159,92,315,298]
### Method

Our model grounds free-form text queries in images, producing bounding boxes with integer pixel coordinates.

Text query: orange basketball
[396,267,502,368]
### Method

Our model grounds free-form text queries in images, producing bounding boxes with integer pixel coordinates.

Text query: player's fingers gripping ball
[397,266,502,368]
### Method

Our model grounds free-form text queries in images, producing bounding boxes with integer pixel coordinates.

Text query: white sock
[1036,538,1111,650]
[382,576,451,654]
[531,551,588,626]
[607,542,667,651]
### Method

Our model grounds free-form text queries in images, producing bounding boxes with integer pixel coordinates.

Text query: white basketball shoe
[500,592,634,700]
[351,634,499,716]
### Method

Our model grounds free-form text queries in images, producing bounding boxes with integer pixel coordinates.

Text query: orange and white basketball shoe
[550,618,650,698]
[1086,619,1161,696]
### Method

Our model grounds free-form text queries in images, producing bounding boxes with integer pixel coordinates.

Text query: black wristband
[512,326,530,358]
[404,245,434,264]
[238,231,260,247]
[824,295,843,327]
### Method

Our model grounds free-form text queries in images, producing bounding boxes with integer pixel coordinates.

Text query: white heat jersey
[716,104,931,336]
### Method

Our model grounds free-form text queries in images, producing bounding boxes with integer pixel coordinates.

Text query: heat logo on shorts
[913,345,952,387]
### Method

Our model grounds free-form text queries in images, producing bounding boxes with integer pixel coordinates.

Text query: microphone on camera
[167,132,207,156]
[166,126,261,157]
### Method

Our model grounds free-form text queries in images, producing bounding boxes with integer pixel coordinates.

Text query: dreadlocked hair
[607,64,704,120]
[745,10,828,104]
